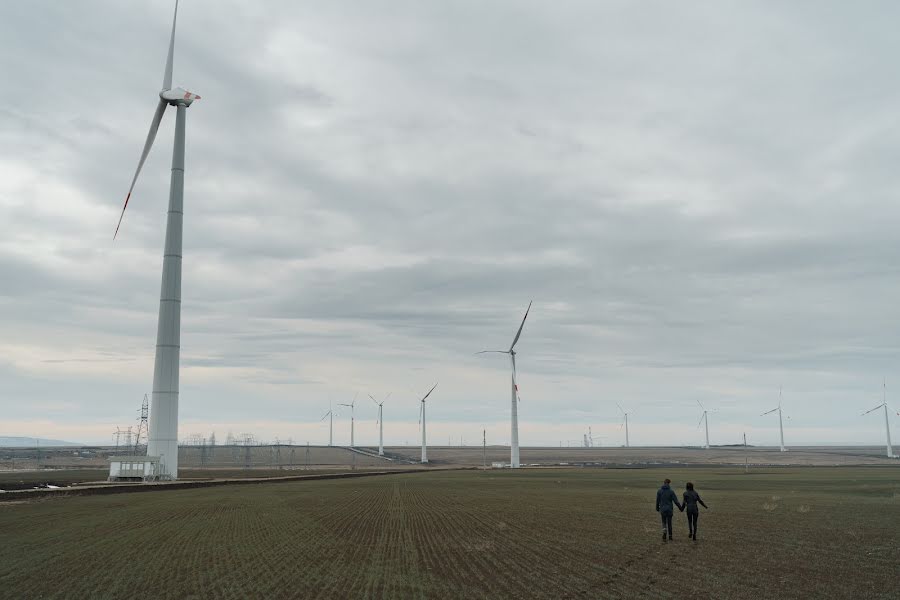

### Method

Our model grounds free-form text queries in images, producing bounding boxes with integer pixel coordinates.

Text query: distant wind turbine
[115,0,201,480]
[369,393,391,456]
[761,388,787,452]
[477,301,532,468]
[863,380,895,459]
[697,401,711,449]
[320,402,336,447]
[339,394,357,447]
[418,383,438,464]
[616,402,631,448]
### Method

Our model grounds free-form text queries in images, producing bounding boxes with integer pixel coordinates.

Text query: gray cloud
[1,0,900,447]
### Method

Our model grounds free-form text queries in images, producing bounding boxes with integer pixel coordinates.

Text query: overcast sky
[2,0,899,448]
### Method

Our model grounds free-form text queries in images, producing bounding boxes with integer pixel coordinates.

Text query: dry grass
[0,467,898,599]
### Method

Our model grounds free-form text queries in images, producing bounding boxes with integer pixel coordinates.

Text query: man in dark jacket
[655,478,683,541]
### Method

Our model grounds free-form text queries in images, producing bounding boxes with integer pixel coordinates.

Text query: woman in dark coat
[680,482,709,540]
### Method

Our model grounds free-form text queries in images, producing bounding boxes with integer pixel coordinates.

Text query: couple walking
[655,478,708,541]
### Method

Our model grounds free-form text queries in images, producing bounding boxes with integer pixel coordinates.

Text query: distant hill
[0,436,82,447]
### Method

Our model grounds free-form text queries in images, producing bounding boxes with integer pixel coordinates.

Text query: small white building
[108,456,162,482]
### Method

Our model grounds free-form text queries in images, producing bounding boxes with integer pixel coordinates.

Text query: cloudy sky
[2,0,899,448]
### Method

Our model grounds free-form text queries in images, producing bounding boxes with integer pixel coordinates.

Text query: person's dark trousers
[660,512,673,538]
[687,510,698,537]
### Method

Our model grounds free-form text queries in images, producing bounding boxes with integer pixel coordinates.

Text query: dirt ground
[0,467,897,599]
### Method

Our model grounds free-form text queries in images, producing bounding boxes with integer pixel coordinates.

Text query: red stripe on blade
[114,192,131,239]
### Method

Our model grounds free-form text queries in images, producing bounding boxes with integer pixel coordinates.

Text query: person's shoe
[662,531,667,541]
[668,536,673,541]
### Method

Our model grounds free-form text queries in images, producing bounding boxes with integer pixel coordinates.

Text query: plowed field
[1,468,898,599]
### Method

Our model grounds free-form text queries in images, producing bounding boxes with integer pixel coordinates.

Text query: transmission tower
[240,433,255,469]
[200,437,210,469]
[133,394,150,454]
[274,438,282,470]
[114,427,133,456]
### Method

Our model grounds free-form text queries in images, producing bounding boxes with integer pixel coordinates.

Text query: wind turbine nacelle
[160,87,201,105]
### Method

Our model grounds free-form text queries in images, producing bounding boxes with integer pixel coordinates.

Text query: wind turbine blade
[615,402,625,414]
[761,407,778,416]
[369,394,379,406]
[115,99,168,238]
[863,403,884,415]
[697,414,705,428]
[319,411,330,421]
[476,350,508,355]
[422,383,438,401]
[696,399,705,411]
[418,401,423,425]
[162,0,178,90]
[509,300,532,351]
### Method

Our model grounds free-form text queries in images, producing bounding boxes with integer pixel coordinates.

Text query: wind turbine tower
[418,383,438,464]
[115,0,201,480]
[478,301,532,468]
[761,389,787,452]
[863,381,895,459]
[369,393,390,456]
[616,403,631,448]
[697,401,710,449]
[339,395,357,447]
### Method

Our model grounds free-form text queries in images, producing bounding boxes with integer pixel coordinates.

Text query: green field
[1,468,898,599]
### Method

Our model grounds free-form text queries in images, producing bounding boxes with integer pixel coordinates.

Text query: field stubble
[0,468,898,599]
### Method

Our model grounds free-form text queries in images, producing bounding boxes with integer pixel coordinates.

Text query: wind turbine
[339,394,357,447]
[863,380,896,459]
[418,383,438,464]
[320,401,336,447]
[115,0,201,480]
[761,388,787,452]
[369,393,391,456]
[616,402,631,448]
[477,301,532,468]
[697,401,710,449]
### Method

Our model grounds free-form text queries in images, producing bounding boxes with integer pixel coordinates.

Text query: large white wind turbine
[477,301,532,468]
[616,403,631,448]
[761,389,787,452]
[339,394,357,447]
[320,402,336,447]
[697,401,710,449]
[369,393,391,456]
[863,381,896,459]
[115,0,200,480]
[418,383,438,464]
